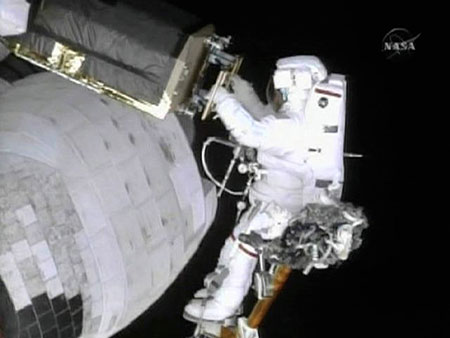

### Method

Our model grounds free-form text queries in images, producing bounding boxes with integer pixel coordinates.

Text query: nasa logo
[382,28,421,59]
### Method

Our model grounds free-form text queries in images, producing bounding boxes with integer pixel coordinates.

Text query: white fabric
[185,249,257,321]
[0,0,30,36]
[276,55,327,82]
[273,69,312,90]
[192,234,237,298]
[190,199,291,308]
[232,200,292,241]
[272,56,327,117]
[230,75,275,120]
[213,86,317,213]
[215,87,309,153]
[273,69,292,89]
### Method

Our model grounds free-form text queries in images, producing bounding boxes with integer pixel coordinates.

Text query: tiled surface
[0,73,217,337]
[0,155,88,337]
[0,276,83,338]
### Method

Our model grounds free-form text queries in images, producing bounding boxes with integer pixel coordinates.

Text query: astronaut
[184,55,347,322]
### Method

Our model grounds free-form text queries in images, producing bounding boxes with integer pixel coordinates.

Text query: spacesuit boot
[192,234,237,299]
[184,244,257,322]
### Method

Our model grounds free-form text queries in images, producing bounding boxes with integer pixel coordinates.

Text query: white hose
[201,137,245,196]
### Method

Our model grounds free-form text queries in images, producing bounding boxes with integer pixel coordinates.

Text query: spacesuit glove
[206,85,259,146]
[230,75,257,99]
[206,86,240,125]
[206,85,234,105]
[218,101,254,135]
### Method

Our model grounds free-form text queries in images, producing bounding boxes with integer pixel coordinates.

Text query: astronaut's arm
[230,75,275,121]
[213,87,296,153]
[213,87,266,148]
[0,0,32,37]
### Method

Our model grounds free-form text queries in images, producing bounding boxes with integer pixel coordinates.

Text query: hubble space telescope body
[0,1,228,337]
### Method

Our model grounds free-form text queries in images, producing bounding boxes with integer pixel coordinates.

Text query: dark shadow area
[0,278,18,338]
[0,54,41,82]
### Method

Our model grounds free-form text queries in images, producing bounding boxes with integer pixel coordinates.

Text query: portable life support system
[305,73,347,201]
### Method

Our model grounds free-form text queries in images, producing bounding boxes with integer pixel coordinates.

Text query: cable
[201,137,245,196]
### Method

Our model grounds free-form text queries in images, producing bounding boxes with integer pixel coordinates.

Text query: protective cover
[5,0,213,118]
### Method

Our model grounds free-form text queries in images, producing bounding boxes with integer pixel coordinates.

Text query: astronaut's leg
[184,240,258,321]
[191,204,257,299]
[192,234,238,298]
[184,202,279,322]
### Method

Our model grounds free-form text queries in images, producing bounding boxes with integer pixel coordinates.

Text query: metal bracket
[253,252,275,299]
[253,271,274,299]
[200,34,243,120]
[190,316,239,338]
[48,42,85,76]
[237,317,260,338]
[201,56,243,120]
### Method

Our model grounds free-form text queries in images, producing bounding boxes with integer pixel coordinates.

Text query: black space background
[1,1,440,337]
[111,2,438,338]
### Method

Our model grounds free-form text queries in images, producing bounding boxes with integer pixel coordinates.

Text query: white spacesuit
[184,55,347,322]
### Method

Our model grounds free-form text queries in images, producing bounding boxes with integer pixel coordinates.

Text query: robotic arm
[0,0,31,37]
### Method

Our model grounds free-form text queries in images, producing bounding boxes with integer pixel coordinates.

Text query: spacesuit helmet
[266,55,327,113]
